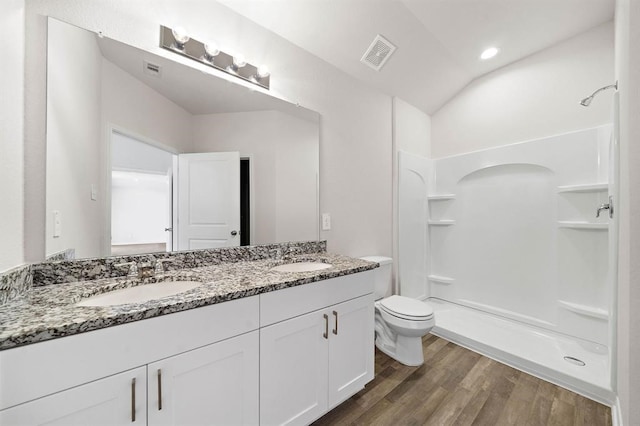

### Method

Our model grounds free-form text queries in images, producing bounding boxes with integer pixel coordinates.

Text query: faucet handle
[114,261,138,278]
[596,195,614,218]
[155,259,173,274]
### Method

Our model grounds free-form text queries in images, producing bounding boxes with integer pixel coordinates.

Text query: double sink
[75,261,332,307]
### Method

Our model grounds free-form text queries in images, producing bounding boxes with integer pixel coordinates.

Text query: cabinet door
[0,367,146,426]
[260,310,329,426]
[147,330,259,426]
[328,294,375,408]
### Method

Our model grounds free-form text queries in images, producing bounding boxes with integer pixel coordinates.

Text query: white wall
[46,18,103,259]
[272,111,319,244]
[192,110,318,245]
[102,59,193,153]
[24,0,392,260]
[431,21,614,158]
[0,0,25,271]
[392,97,431,291]
[614,1,640,424]
[393,98,431,158]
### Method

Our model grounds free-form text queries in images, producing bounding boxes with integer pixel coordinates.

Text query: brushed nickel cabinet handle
[131,378,136,422]
[333,310,338,335]
[323,314,329,339]
[157,369,163,410]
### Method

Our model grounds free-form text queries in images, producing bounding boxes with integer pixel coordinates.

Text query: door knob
[230,230,238,236]
[164,227,173,232]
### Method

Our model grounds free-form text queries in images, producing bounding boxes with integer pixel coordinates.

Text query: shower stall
[398,122,618,404]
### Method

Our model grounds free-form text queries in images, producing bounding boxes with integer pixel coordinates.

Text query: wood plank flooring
[313,334,612,426]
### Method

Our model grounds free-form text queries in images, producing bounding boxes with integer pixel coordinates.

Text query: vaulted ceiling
[219,0,614,114]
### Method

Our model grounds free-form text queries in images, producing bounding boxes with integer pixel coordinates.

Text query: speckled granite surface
[0,265,32,305]
[33,241,326,286]
[45,248,76,262]
[0,251,377,351]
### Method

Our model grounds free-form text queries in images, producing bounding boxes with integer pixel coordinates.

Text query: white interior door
[178,152,240,250]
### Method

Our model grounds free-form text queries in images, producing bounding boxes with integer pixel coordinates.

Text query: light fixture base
[159,25,270,90]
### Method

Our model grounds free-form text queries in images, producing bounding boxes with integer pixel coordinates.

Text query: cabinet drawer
[260,270,373,326]
[0,366,147,425]
[0,296,259,410]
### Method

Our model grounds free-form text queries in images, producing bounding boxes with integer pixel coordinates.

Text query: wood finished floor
[313,334,612,426]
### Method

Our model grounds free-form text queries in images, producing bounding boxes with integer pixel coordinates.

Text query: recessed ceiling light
[480,47,499,60]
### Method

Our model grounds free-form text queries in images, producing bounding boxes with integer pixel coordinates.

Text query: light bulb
[204,42,220,58]
[480,47,499,60]
[257,65,270,78]
[172,26,190,46]
[233,54,247,68]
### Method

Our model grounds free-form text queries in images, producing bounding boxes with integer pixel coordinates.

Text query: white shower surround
[398,125,615,403]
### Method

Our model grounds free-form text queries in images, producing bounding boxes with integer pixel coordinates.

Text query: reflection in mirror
[46,18,320,260]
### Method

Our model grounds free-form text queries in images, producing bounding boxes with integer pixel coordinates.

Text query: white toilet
[361,256,435,367]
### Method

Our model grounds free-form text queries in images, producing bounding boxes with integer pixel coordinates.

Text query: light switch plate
[322,213,331,231]
[53,210,61,238]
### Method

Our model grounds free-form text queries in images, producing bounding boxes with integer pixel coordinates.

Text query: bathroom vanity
[0,244,377,426]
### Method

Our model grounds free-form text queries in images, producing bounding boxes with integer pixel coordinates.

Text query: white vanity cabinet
[0,331,259,426]
[0,296,260,425]
[0,269,374,426]
[147,330,259,426]
[259,271,375,426]
[0,367,147,425]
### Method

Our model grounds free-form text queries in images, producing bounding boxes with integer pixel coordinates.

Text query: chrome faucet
[114,261,138,278]
[154,259,172,276]
[596,195,614,219]
[137,262,155,279]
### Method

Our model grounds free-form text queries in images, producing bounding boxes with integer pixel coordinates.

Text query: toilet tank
[360,256,393,300]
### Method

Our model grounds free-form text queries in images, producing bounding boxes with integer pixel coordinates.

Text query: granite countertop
[0,253,377,351]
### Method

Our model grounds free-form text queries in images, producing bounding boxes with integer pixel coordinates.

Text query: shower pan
[398,123,617,404]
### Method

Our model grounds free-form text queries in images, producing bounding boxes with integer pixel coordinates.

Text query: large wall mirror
[45,18,320,260]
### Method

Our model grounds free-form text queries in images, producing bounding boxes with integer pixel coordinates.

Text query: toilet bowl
[375,295,434,366]
[361,256,435,367]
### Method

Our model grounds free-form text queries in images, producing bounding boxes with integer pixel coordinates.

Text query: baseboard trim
[611,397,623,426]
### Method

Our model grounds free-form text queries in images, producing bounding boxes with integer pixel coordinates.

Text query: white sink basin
[76,281,201,307]
[271,262,332,273]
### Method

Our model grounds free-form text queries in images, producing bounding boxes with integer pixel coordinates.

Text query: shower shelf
[558,300,609,320]
[427,194,456,201]
[428,220,456,226]
[557,221,608,230]
[428,275,454,284]
[557,183,608,193]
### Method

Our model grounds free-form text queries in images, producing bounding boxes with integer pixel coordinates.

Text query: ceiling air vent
[360,34,396,71]
[143,60,162,77]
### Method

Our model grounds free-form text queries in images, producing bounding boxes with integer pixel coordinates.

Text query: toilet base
[375,333,426,367]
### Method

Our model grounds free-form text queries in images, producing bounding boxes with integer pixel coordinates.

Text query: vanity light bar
[159,25,270,90]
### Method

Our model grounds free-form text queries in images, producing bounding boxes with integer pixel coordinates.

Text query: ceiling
[218,0,614,115]
[97,35,318,121]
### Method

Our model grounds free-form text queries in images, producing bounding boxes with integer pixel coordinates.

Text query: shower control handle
[596,196,614,218]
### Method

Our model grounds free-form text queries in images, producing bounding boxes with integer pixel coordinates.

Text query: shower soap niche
[428,275,454,285]
[427,194,456,201]
[558,300,608,320]
[557,183,608,193]
[428,220,455,226]
[557,221,608,230]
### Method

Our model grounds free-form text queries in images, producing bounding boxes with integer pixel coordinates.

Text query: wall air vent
[143,61,162,77]
[360,34,396,71]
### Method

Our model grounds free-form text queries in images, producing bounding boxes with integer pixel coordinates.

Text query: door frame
[240,155,256,246]
[104,124,178,256]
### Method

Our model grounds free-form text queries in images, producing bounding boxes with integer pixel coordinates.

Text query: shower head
[579,97,593,107]
[579,82,618,107]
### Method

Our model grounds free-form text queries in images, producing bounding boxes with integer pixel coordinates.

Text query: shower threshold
[428,298,613,405]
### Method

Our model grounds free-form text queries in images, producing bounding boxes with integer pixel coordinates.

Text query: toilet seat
[379,295,433,321]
